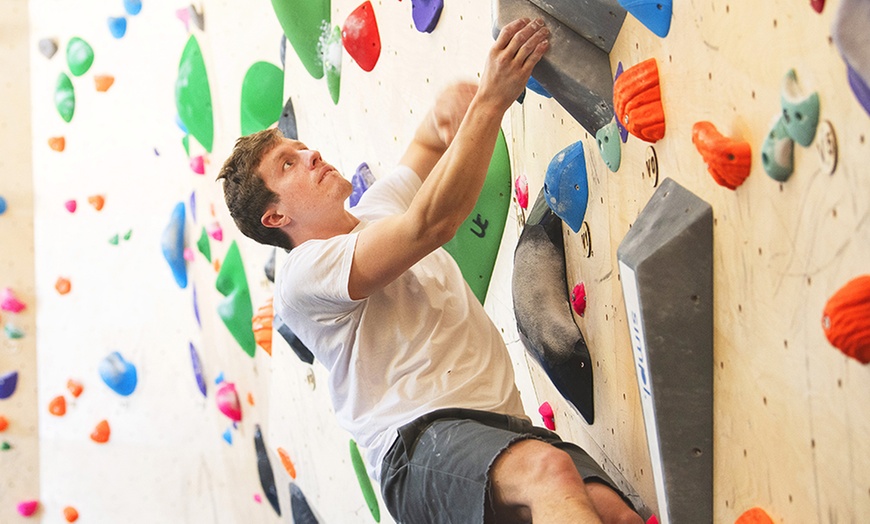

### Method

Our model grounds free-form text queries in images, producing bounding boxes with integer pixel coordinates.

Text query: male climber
[219,17,643,523]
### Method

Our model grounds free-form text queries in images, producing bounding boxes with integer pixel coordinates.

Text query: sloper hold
[613,58,665,143]
[175,35,214,152]
[108,17,127,39]
[493,0,619,135]
[215,241,257,356]
[596,119,621,172]
[254,425,281,516]
[216,382,242,421]
[543,141,589,233]
[240,62,284,136]
[780,69,820,147]
[290,483,320,524]
[270,0,330,79]
[691,121,751,190]
[350,162,376,207]
[66,37,94,76]
[55,73,75,123]
[342,1,381,72]
[512,188,594,424]
[619,0,672,38]
[617,178,713,524]
[761,115,794,182]
[0,371,19,400]
[411,0,443,33]
[161,202,187,288]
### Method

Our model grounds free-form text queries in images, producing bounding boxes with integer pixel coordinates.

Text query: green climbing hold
[240,62,284,136]
[66,37,94,77]
[197,227,211,262]
[443,129,511,304]
[323,25,342,104]
[175,35,214,152]
[1,441,11,451]
[55,73,75,123]
[349,439,380,522]
[270,0,330,79]
[123,229,133,241]
[215,240,256,357]
[109,234,120,245]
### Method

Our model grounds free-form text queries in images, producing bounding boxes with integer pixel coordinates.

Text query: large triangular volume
[617,178,713,524]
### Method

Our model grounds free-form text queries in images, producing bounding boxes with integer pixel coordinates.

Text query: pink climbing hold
[342,1,381,72]
[538,401,556,430]
[183,247,195,261]
[1,288,26,313]
[514,174,529,209]
[253,494,263,503]
[17,500,39,517]
[65,199,77,213]
[207,222,223,241]
[189,155,205,175]
[571,282,587,317]
[646,515,659,524]
[216,382,242,422]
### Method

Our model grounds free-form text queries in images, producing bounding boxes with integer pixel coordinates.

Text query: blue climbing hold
[0,371,18,399]
[619,0,672,38]
[99,351,138,396]
[222,428,233,444]
[124,0,142,15]
[526,76,552,98]
[161,202,187,288]
[0,196,7,215]
[108,17,127,38]
[543,141,589,233]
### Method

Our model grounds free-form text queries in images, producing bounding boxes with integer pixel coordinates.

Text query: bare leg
[489,439,643,524]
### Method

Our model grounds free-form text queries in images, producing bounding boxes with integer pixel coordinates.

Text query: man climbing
[219,17,643,524]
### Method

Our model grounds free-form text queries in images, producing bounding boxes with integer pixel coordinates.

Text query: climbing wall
[8,0,869,522]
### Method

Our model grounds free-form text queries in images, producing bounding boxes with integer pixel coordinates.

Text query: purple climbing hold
[614,63,629,143]
[189,342,206,397]
[0,371,18,399]
[193,285,202,328]
[411,0,443,33]
[847,64,870,117]
[350,162,376,207]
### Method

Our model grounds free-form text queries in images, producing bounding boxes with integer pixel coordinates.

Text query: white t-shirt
[274,165,526,481]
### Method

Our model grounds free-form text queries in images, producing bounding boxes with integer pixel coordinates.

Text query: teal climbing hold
[270,0,330,79]
[544,141,589,233]
[161,202,187,288]
[175,35,214,152]
[596,120,621,172]
[55,72,75,123]
[619,0,672,38]
[780,69,820,147]
[240,62,284,136]
[761,115,794,182]
[66,37,94,76]
[215,241,256,357]
[349,439,380,522]
[323,25,342,104]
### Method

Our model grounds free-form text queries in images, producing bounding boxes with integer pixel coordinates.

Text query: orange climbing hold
[277,447,297,479]
[252,297,274,356]
[88,194,105,211]
[90,420,110,443]
[692,121,752,190]
[0,415,8,432]
[94,75,114,92]
[613,58,665,143]
[247,392,255,406]
[48,136,66,151]
[822,275,870,363]
[67,379,83,397]
[49,395,67,416]
[55,277,71,295]
[735,507,774,524]
[63,506,79,522]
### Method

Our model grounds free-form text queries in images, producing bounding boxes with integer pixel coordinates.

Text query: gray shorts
[379,408,632,524]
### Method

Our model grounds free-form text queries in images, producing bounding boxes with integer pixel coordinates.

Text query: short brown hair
[218,128,294,250]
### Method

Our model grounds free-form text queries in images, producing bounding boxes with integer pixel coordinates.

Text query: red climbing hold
[822,275,870,363]
[810,0,825,13]
[342,1,381,72]
[691,121,751,190]
[571,282,587,317]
